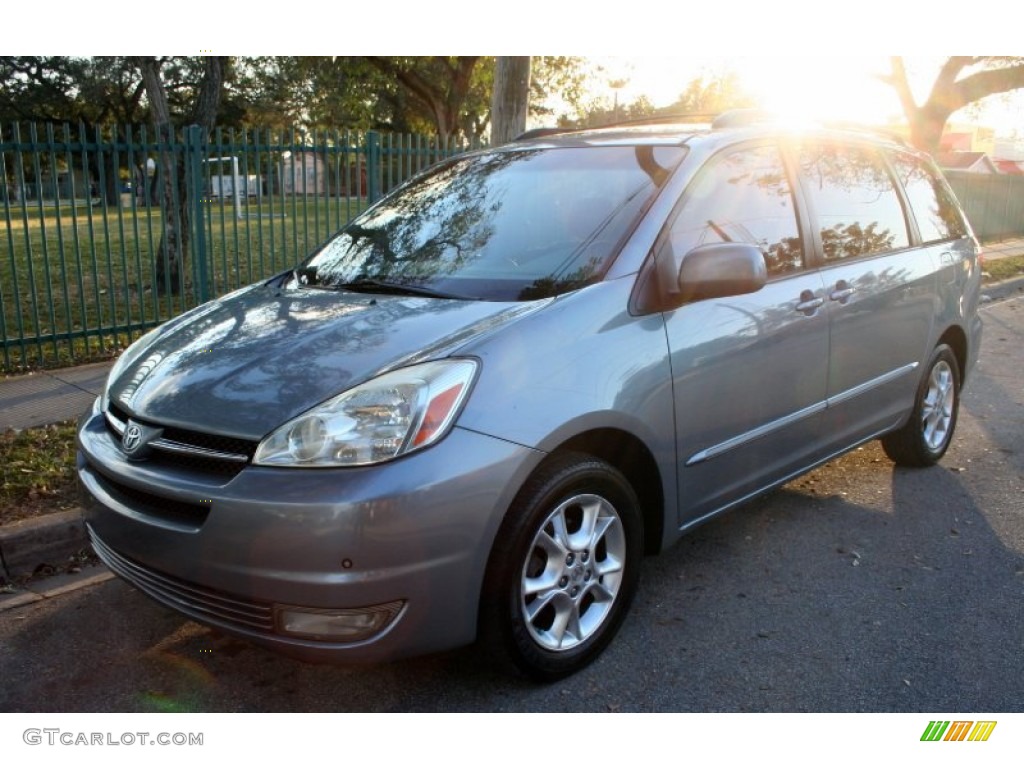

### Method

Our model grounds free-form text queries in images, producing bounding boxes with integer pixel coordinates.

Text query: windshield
[288,144,685,301]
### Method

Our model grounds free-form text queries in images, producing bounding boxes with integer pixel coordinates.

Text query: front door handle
[829,280,855,303]
[795,289,824,316]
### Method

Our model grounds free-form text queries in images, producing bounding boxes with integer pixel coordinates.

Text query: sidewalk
[0,360,113,431]
[980,236,1024,265]
[1,239,1023,599]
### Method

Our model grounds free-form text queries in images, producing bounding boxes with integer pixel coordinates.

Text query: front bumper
[77,399,542,663]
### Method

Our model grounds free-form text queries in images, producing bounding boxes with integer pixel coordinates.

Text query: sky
[17,0,1024,139]
[582,57,1024,138]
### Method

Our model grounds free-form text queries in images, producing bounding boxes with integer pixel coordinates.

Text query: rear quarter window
[889,152,968,244]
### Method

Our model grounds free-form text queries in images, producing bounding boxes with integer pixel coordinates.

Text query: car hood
[107,284,545,440]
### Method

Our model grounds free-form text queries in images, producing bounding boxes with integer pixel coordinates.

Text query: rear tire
[881,344,960,467]
[480,453,643,681]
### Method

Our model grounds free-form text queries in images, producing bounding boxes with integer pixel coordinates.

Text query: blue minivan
[77,113,982,679]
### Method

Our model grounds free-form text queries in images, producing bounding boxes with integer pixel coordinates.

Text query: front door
[657,142,831,527]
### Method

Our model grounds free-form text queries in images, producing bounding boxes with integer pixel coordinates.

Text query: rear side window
[662,144,804,277]
[889,153,968,243]
[798,143,910,262]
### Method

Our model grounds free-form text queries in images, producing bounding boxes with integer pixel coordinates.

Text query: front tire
[480,453,643,681]
[881,344,961,467]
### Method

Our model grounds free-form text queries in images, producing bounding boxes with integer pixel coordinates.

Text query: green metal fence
[4,123,1022,376]
[1,122,476,373]
[945,170,1024,242]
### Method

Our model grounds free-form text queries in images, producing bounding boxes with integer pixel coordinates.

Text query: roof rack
[711,109,801,129]
[596,112,719,128]
[819,120,912,147]
[513,112,717,142]
[512,110,913,148]
[710,109,913,147]
[513,127,570,141]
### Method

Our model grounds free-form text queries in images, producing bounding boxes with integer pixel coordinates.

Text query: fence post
[366,130,382,204]
[186,124,210,304]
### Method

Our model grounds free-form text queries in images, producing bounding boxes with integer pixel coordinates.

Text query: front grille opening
[93,472,211,529]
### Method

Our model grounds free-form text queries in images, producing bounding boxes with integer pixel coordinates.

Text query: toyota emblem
[122,424,144,454]
[120,419,163,459]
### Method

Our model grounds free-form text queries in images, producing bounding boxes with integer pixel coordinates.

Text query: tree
[884,57,1024,153]
[0,57,151,202]
[0,56,165,129]
[528,57,590,124]
[137,56,228,295]
[233,57,590,140]
[234,57,410,131]
[0,57,95,124]
[663,71,757,115]
[490,57,531,145]
[364,57,482,137]
[564,70,757,129]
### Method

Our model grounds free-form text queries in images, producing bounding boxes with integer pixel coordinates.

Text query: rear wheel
[480,453,642,681]
[881,344,960,467]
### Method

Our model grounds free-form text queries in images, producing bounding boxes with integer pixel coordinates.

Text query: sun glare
[741,58,900,126]
[601,57,1018,137]
[605,57,902,127]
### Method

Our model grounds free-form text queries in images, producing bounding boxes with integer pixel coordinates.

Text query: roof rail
[513,127,570,141]
[596,112,718,128]
[513,112,717,141]
[710,109,777,129]
[515,112,915,150]
[820,120,912,147]
[709,109,913,147]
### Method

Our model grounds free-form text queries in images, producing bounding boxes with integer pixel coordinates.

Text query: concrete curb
[0,508,89,580]
[0,567,114,613]
[981,274,1024,303]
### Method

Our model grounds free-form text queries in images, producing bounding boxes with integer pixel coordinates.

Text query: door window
[798,143,910,261]
[889,153,968,243]
[663,144,804,277]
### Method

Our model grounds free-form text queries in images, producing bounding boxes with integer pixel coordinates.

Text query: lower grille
[89,526,275,633]
[91,472,210,529]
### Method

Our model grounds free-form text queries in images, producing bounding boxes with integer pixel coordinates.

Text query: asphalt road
[2,296,1022,713]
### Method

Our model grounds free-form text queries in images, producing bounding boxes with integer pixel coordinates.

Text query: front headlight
[253,359,478,468]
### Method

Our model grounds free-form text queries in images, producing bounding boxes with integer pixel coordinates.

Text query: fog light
[274,600,404,642]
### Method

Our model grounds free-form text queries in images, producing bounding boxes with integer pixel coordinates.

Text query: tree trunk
[140,58,184,295]
[888,57,1024,155]
[490,57,531,146]
[140,56,225,297]
[907,105,950,156]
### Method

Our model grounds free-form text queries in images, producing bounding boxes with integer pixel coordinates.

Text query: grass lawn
[984,253,1024,284]
[2,196,367,373]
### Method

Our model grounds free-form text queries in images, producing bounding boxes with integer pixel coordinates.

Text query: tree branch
[951,63,1024,109]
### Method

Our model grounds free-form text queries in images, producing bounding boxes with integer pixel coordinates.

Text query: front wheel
[480,453,643,681]
[881,344,961,467]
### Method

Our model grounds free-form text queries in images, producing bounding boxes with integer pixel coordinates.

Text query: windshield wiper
[336,278,471,301]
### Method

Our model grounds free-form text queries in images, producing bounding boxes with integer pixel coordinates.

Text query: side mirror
[678,243,768,302]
